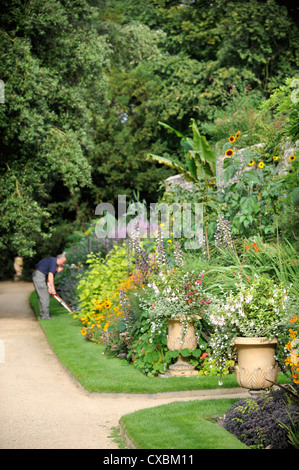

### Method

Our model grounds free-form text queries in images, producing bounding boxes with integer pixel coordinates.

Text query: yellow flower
[81,327,87,335]
[257,193,261,198]
[258,162,265,168]
[285,356,293,366]
[289,154,296,162]
[289,329,297,340]
[273,156,279,161]
[248,160,255,166]
[235,131,241,139]
[229,135,235,143]
[225,149,234,157]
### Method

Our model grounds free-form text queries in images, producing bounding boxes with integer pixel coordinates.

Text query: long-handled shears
[51,293,73,313]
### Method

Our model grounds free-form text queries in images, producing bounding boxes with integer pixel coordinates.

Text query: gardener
[32,254,66,320]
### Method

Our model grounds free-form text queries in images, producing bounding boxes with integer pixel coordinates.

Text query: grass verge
[30,291,290,394]
[119,399,249,449]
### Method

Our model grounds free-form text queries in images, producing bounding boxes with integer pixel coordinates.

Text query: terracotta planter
[165,317,200,377]
[235,337,278,394]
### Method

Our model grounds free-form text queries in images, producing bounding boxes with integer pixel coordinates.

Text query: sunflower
[235,131,241,139]
[289,154,296,162]
[229,135,235,143]
[258,161,265,168]
[225,148,234,157]
[248,160,255,166]
[273,156,279,161]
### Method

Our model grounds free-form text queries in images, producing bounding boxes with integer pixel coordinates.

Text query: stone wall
[165,138,299,190]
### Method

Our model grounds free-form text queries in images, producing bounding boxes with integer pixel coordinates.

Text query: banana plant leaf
[149,119,216,181]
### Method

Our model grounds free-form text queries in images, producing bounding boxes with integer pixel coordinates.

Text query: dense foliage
[1,0,299,275]
[224,385,299,448]
[0,0,109,259]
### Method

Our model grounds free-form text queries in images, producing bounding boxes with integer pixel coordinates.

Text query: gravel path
[0,281,248,449]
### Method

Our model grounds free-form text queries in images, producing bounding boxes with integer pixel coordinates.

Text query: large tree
[0,0,110,257]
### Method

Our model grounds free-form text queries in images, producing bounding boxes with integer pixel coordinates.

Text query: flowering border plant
[285,315,299,384]
[142,269,211,323]
[202,274,291,381]
[134,269,212,353]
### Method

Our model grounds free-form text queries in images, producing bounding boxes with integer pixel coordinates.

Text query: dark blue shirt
[35,257,57,275]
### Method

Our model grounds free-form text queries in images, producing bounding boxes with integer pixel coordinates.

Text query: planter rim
[168,315,201,322]
[234,336,278,345]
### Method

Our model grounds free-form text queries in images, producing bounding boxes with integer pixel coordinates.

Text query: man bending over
[32,254,66,320]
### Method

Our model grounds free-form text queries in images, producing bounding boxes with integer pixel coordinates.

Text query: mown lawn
[120,399,249,449]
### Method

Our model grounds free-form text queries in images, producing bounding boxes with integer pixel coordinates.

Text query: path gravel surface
[0,281,248,449]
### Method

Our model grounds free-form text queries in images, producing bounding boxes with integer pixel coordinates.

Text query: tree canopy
[0,0,110,257]
[0,0,298,269]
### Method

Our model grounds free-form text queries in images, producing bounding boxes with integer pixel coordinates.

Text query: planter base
[248,389,272,399]
[163,355,198,377]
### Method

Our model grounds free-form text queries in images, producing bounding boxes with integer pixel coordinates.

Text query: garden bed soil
[0,281,249,449]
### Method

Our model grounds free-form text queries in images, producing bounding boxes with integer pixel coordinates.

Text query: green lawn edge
[30,291,291,394]
[119,399,249,449]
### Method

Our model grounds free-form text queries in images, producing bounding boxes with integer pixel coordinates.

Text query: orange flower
[292,373,299,384]
[252,242,257,247]
[254,248,259,252]
[290,316,298,323]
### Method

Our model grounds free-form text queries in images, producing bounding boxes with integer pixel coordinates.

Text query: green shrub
[76,243,134,320]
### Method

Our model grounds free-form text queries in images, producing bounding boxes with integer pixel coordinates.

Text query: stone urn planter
[235,337,278,396]
[165,316,201,377]
[14,256,23,281]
